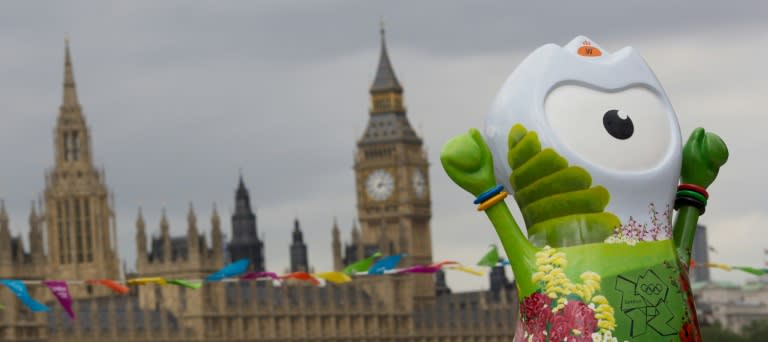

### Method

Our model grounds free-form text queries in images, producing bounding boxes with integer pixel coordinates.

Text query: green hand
[441,128,537,295]
[440,128,497,196]
[681,128,729,188]
[674,128,729,263]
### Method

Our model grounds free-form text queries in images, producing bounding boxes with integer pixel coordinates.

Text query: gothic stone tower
[353,27,434,303]
[44,39,120,298]
[227,175,265,272]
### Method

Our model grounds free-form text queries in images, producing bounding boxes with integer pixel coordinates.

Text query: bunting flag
[476,245,500,267]
[43,280,74,319]
[127,277,167,286]
[313,272,352,284]
[448,265,485,276]
[368,254,403,275]
[281,272,320,285]
[430,260,459,268]
[87,279,130,294]
[0,280,50,312]
[703,262,733,271]
[205,259,250,282]
[343,252,381,275]
[240,272,279,281]
[167,279,203,289]
[398,265,441,274]
[733,267,768,276]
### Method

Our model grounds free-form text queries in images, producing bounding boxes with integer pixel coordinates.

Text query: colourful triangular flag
[205,259,250,282]
[0,280,50,312]
[368,254,403,275]
[343,252,382,275]
[477,245,499,267]
[314,272,352,284]
[240,272,279,281]
[167,279,202,289]
[127,277,167,286]
[43,280,74,319]
[87,279,130,294]
[281,272,320,285]
[448,265,485,276]
[398,265,441,274]
[733,267,768,276]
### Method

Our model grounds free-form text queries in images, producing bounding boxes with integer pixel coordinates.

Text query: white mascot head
[484,36,682,243]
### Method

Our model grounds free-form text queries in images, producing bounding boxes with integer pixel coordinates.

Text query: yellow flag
[313,272,352,284]
[705,262,732,271]
[448,265,485,276]
[127,277,168,286]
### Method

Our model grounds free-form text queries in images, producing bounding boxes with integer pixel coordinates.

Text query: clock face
[412,169,426,198]
[366,169,395,201]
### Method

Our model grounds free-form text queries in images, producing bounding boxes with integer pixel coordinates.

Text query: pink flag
[398,265,441,274]
[43,280,74,319]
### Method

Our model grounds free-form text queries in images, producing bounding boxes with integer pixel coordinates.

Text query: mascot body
[441,36,728,342]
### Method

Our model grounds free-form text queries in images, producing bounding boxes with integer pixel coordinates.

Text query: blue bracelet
[473,185,504,204]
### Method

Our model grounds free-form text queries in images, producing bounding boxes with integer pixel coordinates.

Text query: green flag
[343,252,382,275]
[477,245,500,267]
[734,267,768,276]
[168,279,203,289]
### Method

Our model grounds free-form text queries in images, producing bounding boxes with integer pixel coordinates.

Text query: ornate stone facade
[0,33,519,341]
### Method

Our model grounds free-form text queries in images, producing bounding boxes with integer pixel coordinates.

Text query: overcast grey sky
[0,1,766,291]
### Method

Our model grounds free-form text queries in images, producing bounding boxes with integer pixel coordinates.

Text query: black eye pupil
[602,109,634,140]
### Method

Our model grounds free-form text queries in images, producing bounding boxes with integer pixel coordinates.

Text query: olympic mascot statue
[440,36,728,342]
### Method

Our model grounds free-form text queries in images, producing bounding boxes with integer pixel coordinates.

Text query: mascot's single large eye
[602,109,634,140]
[545,85,673,172]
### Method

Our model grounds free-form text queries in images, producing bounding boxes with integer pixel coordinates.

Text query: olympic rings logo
[640,284,663,295]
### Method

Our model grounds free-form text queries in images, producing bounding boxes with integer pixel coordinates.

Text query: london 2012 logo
[615,269,677,337]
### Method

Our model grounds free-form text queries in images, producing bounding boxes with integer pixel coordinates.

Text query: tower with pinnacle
[290,218,309,272]
[43,38,120,297]
[351,26,434,303]
[228,175,265,271]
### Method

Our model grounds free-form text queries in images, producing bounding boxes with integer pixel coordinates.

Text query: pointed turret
[0,201,11,263]
[211,204,223,261]
[62,36,80,109]
[160,208,171,262]
[332,217,342,271]
[29,201,44,261]
[290,218,309,272]
[359,24,420,145]
[370,24,402,94]
[187,203,200,256]
[136,207,147,259]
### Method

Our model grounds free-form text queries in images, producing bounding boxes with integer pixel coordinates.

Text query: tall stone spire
[136,207,147,264]
[370,23,402,94]
[62,35,80,109]
[290,218,309,272]
[29,201,44,262]
[229,175,264,271]
[0,201,11,262]
[187,203,200,257]
[360,23,419,144]
[332,217,342,271]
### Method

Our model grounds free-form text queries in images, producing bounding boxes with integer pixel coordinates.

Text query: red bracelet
[678,184,708,199]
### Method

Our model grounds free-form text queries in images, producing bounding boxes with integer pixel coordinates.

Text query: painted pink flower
[521,292,552,336]
[548,312,571,342]
[563,300,598,339]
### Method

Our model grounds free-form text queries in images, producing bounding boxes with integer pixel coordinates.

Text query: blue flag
[368,254,403,275]
[0,280,49,312]
[205,259,250,282]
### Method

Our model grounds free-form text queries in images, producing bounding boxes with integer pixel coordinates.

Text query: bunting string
[1,245,763,319]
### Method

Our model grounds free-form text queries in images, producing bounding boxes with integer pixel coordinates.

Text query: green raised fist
[681,128,729,188]
[440,128,497,196]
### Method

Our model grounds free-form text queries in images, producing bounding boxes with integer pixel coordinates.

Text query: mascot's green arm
[441,129,537,293]
[673,128,728,265]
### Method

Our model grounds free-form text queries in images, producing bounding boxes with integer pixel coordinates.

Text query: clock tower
[353,26,433,302]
